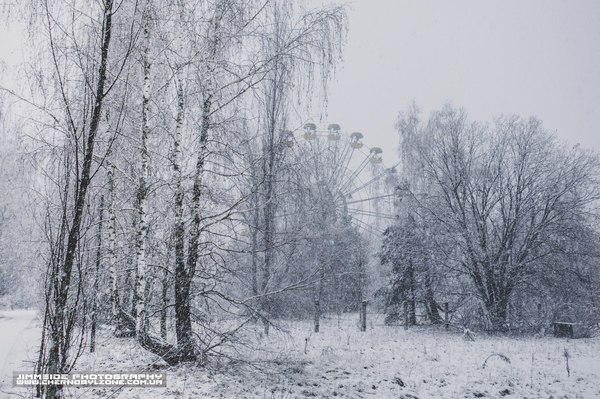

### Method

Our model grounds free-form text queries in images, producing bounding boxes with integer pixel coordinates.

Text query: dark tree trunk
[249,191,260,322]
[408,261,417,326]
[261,121,276,335]
[44,1,115,397]
[424,273,442,324]
[260,65,280,336]
[160,265,168,341]
[35,305,49,397]
[473,267,512,331]
[171,72,195,359]
[313,299,321,333]
[486,295,510,332]
[174,96,211,362]
[90,195,105,352]
[251,202,259,298]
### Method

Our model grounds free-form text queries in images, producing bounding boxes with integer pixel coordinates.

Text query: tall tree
[27,0,130,396]
[414,106,600,331]
[134,1,153,339]
[251,0,346,333]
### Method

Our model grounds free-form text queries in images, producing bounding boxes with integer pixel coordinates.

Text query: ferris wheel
[282,123,399,238]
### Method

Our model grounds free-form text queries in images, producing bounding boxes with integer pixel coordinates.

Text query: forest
[0,1,599,398]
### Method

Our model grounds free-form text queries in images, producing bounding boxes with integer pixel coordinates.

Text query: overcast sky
[2,1,599,167]
[317,0,600,164]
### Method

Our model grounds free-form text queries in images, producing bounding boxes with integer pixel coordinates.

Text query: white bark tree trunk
[107,161,118,318]
[135,11,151,338]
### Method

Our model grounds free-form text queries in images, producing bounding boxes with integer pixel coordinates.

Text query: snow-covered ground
[0,309,41,397]
[0,311,597,398]
[62,314,600,399]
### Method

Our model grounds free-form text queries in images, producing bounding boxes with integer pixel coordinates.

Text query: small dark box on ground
[553,322,574,338]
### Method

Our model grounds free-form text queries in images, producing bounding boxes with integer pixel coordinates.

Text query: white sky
[319,0,600,164]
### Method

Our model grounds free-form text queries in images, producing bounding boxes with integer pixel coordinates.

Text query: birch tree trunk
[134,10,151,338]
[107,161,119,318]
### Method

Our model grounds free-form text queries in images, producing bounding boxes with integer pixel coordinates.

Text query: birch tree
[134,0,153,340]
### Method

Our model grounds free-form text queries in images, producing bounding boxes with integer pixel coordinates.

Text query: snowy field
[17,313,593,399]
[0,311,598,398]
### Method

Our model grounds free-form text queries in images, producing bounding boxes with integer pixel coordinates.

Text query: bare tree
[24,0,132,396]
[413,106,600,331]
[248,0,346,334]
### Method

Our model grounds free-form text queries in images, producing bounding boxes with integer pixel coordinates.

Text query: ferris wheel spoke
[345,192,397,206]
[345,165,395,198]
[338,153,373,194]
[346,208,398,220]
[351,173,384,196]
[349,216,383,237]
